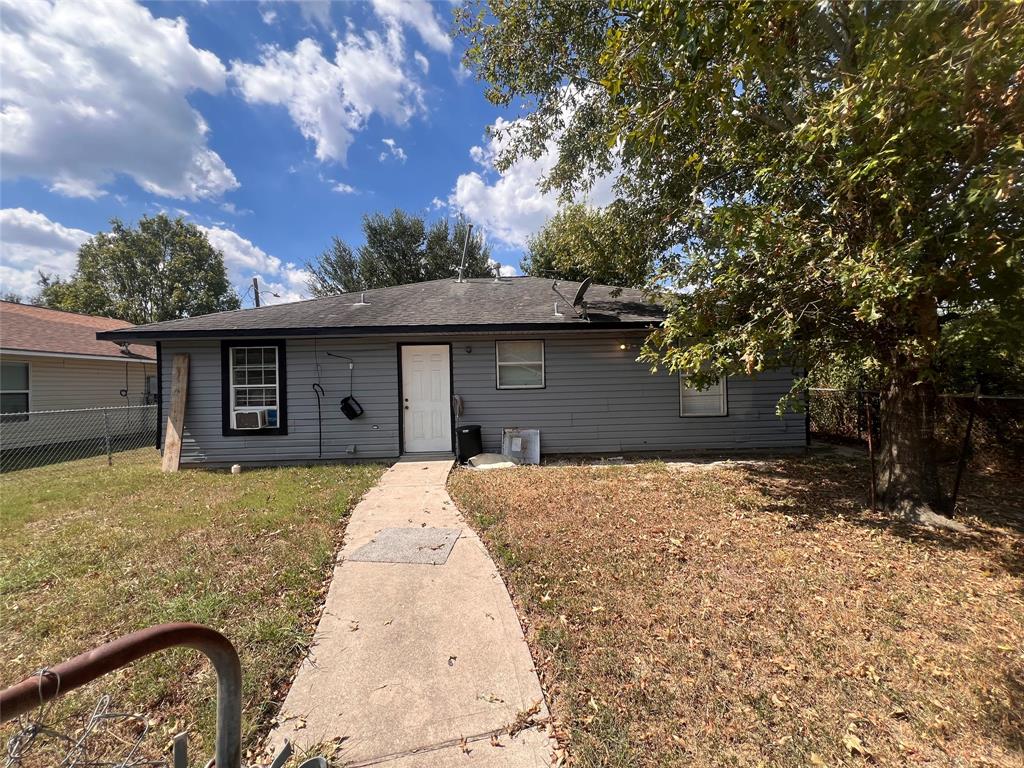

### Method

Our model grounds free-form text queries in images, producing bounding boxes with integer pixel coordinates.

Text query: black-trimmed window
[221,340,288,435]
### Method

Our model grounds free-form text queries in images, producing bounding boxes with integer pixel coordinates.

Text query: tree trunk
[877,369,945,518]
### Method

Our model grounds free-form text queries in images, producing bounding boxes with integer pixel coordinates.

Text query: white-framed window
[229,346,279,427]
[1,361,30,423]
[496,340,545,389]
[679,376,728,416]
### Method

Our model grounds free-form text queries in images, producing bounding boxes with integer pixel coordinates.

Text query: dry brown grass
[449,456,1024,767]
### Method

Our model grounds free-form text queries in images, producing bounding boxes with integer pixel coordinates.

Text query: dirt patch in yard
[449,456,1024,767]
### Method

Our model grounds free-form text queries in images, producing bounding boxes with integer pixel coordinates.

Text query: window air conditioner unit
[235,409,268,430]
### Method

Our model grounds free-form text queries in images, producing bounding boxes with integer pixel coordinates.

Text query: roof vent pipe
[554,301,563,317]
[354,292,368,306]
[456,223,474,283]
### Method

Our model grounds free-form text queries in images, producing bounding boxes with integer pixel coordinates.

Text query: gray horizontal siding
[161,339,399,465]
[451,336,803,454]
[162,332,803,466]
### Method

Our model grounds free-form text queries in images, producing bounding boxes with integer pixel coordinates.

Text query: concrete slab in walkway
[269,458,552,767]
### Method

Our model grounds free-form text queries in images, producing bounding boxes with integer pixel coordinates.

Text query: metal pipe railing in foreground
[0,622,242,768]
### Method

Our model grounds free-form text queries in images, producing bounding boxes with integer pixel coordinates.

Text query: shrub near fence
[0,404,157,472]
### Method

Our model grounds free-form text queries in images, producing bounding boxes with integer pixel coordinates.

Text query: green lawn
[1,450,384,766]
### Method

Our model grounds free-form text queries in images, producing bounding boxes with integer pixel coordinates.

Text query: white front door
[401,345,452,453]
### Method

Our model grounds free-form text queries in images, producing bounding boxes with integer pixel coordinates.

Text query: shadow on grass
[739,455,1024,582]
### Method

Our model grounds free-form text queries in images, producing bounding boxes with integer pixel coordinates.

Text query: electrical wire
[326,352,355,396]
[119,363,129,400]
[313,338,325,458]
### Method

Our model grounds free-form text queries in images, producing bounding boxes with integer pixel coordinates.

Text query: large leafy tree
[38,214,239,324]
[523,202,656,287]
[458,1,1024,519]
[306,210,493,295]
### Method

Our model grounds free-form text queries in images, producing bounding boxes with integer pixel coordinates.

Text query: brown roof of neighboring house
[0,301,155,361]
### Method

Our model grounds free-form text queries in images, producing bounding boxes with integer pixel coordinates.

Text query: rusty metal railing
[1,623,242,768]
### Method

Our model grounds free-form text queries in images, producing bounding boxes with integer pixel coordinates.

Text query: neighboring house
[0,302,156,449]
[97,277,804,467]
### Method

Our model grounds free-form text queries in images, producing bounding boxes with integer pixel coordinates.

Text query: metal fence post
[103,409,112,466]
[948,384,981,516]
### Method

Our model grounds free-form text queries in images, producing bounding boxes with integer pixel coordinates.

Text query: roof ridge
[95,277,663,340]
[138,276,533,327]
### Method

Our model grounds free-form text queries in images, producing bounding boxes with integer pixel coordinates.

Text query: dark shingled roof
[97,277,664,341]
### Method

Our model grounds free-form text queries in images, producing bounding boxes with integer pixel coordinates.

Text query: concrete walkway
[269,458,553,767]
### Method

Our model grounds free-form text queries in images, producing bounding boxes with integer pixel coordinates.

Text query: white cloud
[453,62,472,84]
[332,182,358,194]
[0,208,91,297]
[450,115,619,248]
[297,0,333,29]
[379,138,408,163]
[0,0,238,200]
[220,201,252,216]
[232,0,446,167]
[430,197,446,210]
[232,31,421,165]
[259,6,277,24]
[200,225,308,305]
[370,0,451,53]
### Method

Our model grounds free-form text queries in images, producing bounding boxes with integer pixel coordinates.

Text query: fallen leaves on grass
[450,457,1024,768]
[508,699,544,736]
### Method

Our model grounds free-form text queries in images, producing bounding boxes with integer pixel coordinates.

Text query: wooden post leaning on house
[161,354,189,473]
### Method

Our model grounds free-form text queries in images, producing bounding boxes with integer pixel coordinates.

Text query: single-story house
[96,277,805,467]
[0,301,156,456]
[1,301,157,415]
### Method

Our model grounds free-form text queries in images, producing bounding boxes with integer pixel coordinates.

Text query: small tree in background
[522,202,656,287]
[306,210,493,296]
[459,0,1024,520]
[38,214,239,324]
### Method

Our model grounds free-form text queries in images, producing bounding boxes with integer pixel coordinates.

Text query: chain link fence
[808,388,1024,463]
[0,405,157,473]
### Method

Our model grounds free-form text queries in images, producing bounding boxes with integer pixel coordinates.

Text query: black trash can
[456,424,483,464]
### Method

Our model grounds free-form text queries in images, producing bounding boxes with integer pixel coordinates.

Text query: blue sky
[1,0,611,306]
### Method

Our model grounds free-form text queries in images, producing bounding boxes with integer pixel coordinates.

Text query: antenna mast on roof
[456,223,474,283]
